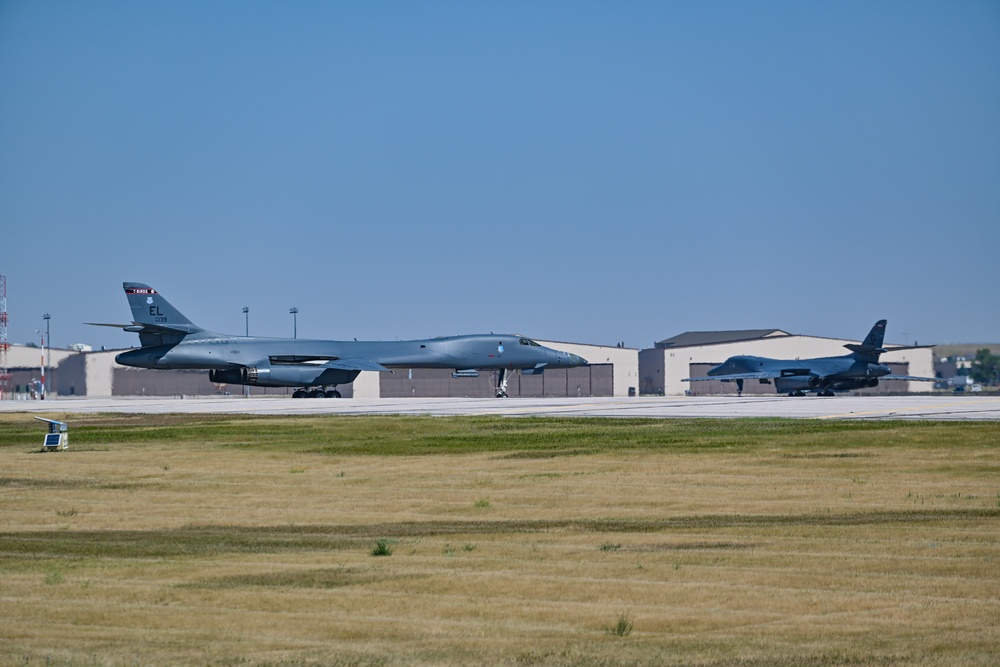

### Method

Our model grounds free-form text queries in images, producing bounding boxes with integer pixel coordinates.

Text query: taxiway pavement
[2,395,999,420]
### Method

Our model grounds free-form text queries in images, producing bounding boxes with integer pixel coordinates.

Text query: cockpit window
[519,338,541,346]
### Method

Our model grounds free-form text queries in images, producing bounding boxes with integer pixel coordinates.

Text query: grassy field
[1,413,998,666]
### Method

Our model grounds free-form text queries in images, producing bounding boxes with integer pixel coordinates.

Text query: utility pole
[43,313,50,397]
[0,274,9,399]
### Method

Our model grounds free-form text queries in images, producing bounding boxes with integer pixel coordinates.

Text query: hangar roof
[655,329,790,349]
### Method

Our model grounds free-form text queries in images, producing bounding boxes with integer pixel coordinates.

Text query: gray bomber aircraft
[684,320,937,396]
[92,282,587,398]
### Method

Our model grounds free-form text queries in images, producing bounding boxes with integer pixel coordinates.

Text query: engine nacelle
[209,363,359,388]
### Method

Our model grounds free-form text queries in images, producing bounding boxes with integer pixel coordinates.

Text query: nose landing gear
[496,369,510,398]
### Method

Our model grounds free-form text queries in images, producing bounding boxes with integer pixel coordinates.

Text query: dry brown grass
[0,415,998,666]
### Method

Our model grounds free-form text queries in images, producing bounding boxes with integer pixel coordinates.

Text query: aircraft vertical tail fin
[123,282,204,346]
[844,319,887,360]
[861,319,887,350]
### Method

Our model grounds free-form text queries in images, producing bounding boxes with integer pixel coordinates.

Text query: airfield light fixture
[289,307,298,339]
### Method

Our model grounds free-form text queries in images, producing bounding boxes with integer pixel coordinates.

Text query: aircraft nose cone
[572,354,587,366]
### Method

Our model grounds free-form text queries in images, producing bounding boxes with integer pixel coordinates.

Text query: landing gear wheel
[292,390,306,398]
[325,389,342,398]
[308,389,323,398]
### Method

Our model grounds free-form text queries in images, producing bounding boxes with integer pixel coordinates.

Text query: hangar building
[3,344,79,398]
[639,328,935,396]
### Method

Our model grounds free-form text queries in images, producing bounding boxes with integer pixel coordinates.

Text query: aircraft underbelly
[774,376,817,392]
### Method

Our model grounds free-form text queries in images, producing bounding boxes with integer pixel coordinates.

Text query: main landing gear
[292,387,342,398]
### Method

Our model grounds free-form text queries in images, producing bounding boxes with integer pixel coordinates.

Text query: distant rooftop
[655,329,790,349]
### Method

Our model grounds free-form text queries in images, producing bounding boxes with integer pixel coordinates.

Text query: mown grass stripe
[3,508,995,560]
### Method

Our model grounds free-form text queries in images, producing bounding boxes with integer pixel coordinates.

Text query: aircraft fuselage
[116,333,583,373]
[708,354,892,393]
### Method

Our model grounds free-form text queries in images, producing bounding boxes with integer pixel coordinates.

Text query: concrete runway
[2,394,999,420]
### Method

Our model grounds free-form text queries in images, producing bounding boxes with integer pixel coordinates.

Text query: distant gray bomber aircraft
[92,282,587,398]
[684,320,937,396]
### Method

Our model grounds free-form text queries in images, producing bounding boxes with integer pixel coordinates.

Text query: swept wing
[685,371,780,382]
[260,357,391,373]
[319,358,390,373]
[685,367,815,382]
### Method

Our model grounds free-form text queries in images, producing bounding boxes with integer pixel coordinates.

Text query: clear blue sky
[1,1,998,350]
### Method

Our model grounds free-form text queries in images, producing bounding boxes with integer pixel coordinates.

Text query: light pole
[242,306,250,397]
[42,313,50,397]
[289,307,298,339]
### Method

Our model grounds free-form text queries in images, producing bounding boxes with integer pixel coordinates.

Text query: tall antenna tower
[0,274,9,398]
